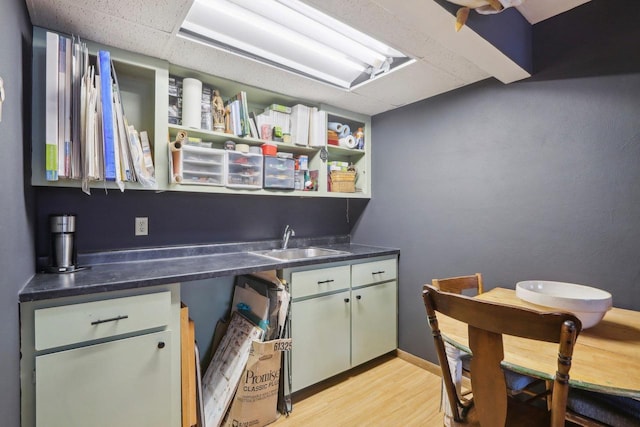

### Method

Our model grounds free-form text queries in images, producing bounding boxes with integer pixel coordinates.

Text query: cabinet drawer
[291,265,350,299]
[352,258,397,287]
[34,291,171,351]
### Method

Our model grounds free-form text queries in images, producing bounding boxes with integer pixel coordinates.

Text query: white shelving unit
[31,26,372,199]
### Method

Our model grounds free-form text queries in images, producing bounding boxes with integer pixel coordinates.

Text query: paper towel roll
[339,135,357,149]
[328,122,344,134]
[182,78,202,129]
[329,122,351,138]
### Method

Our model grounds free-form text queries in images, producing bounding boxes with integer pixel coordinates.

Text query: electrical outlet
[135,217,148,236]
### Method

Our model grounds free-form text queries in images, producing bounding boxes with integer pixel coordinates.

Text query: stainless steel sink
[250,247,348,261]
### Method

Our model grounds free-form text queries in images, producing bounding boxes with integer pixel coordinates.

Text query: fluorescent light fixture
[179,0,412,89]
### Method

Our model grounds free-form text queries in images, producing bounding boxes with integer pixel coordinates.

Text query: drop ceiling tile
[29,0,192,33]
[418,37,491,84]
[353,59,466,108]
[323,91,397,116]
[28,0,172,59]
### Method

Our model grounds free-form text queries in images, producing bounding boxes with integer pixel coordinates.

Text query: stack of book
[168,76,182,125]
[225,91,251,137]
[45,31,156,192]
[254,104,291,140]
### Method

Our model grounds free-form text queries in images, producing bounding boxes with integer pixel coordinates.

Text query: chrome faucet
[282,225,295,249]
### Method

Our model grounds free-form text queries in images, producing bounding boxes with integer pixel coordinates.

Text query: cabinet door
[291,291,351,391]
[35,330,173,427]
[351,281,398,366]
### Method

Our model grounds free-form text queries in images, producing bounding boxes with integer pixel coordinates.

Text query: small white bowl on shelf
[515,280,613,329]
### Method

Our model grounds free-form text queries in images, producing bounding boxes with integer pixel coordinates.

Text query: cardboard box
[223,339,292,427]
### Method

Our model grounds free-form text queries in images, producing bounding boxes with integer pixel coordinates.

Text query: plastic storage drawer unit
[226,151,263,189]
[264,156,294,190]
[180,145,226,186]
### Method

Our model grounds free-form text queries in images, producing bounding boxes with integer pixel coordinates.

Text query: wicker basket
[330,170,356,193]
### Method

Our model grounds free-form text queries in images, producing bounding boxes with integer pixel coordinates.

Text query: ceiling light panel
[179,0,411,89]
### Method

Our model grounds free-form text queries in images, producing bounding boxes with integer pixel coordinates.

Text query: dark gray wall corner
[533,0,640,79]
[354,6,640,362]
[0,0,34,425]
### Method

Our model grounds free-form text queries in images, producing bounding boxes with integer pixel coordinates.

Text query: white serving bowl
[515,280,612,329]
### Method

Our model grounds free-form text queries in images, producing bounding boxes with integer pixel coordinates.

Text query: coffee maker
[48,214,78,273]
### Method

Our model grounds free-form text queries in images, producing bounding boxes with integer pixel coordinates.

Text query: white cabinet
[284,256,398,392]
[20,284,181,427]
[289,265,351,391]
[351,280,398,366]
[36,330,172,427]
[291,291,351,391]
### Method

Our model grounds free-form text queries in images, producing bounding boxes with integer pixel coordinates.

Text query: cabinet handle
[356,295,362,300]
[317,279,334,284]
[158,342,166,349]
[90,315,129,325]
[344,298,350,303]
[372,271,385,275]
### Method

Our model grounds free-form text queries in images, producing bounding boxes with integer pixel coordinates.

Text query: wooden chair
[423,284,582,426]
[432,273,484,296]
[431,274,483,399]
[431,274,539,397]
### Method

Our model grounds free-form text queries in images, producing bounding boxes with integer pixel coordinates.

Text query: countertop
[20,236,399,302]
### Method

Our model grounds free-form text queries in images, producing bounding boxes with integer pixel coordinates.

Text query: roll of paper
[328,122,343,134]
[170,140,183,183]
[329,122,351,138]
[339,135,357,149]
[182,78,202,129]
[176,130,188,142]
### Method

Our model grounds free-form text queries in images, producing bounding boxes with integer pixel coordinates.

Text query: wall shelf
[31,26,372,199]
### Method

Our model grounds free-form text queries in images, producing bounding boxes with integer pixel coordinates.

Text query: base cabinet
[285,256,398,392]
[36,330,172,427]
[291,291,351,391]
[351,280,398,366]
[20,284,181,427]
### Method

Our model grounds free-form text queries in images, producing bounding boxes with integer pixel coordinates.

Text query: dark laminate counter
[20,237,399,302]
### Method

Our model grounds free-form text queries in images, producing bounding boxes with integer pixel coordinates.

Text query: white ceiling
[24,0,591,116]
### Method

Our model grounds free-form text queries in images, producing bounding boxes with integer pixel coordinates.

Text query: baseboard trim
[396,349,442,377]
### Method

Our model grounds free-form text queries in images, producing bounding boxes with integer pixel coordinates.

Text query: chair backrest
[423,284,581,427]
[432,273,484,295]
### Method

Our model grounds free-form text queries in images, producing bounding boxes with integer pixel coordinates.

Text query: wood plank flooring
[272,354,445,427]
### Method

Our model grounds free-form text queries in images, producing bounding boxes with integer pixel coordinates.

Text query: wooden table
[438,287,640,398]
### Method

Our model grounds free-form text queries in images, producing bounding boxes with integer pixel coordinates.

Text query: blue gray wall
[352,0,640,362]
[0,0,34,424]
[34,188,367,256]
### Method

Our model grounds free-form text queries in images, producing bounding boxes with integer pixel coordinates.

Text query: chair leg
[565,410,609,426]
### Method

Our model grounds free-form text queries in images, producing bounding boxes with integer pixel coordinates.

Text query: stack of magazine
[45,31,156,193]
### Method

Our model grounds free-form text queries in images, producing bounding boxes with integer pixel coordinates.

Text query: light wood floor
[272,354,445,427]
